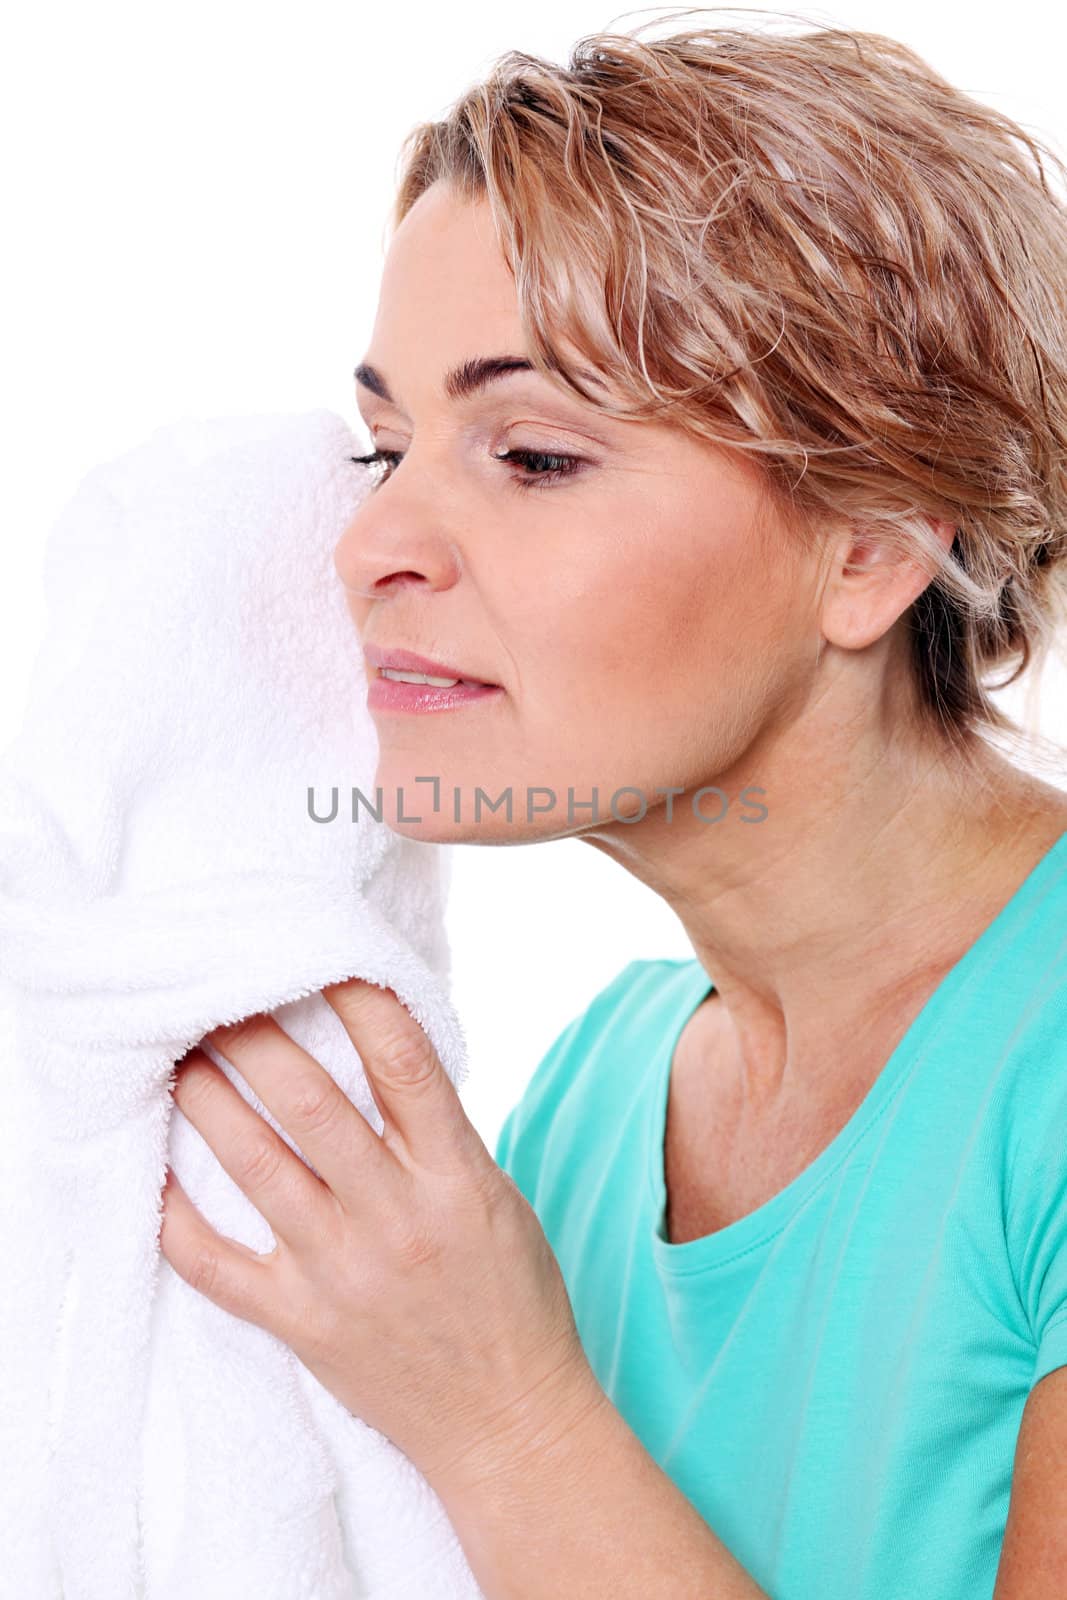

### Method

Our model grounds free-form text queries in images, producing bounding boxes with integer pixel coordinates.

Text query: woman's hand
[158,977,607,1491]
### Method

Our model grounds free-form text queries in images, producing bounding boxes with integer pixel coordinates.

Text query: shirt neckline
[646,825,1067,1277]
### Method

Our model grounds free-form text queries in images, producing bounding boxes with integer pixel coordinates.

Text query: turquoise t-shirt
[495,830,1067,1600]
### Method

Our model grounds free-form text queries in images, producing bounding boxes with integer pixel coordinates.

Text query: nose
[333,498,462,605]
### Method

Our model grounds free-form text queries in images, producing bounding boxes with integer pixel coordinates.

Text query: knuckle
[392,1214,441,1270]
[383,1028,438,1089]
[289,1079,346,1137]
[185,1243,220,1298]
[233,1133,285,1190]
[470,1160,510,1213]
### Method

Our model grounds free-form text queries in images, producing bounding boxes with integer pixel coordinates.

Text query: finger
[171,1046,339,1250]
[321,977,484,1175]
[199,1014,399,1209]
[158,1167,278,1330]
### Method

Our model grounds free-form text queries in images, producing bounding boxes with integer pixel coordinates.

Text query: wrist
[427,1354,616,1504]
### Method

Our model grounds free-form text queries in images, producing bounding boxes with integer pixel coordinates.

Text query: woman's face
[334,179,825,844]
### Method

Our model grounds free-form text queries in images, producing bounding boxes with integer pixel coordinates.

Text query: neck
[584,708,1067,1110]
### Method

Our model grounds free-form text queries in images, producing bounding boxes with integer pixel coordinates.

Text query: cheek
[496,485,802,738]
[521,518,800,784]
[498,546,713,777]
[549,530,752,687]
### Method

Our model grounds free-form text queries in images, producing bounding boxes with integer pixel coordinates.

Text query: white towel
[0,409,488,1599]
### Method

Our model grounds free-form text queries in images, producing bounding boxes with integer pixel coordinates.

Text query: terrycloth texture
[0,410,487,1599]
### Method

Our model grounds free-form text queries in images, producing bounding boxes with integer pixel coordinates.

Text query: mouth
[366,670,504,715]
[374,666,495,689]
[363,643,499,690]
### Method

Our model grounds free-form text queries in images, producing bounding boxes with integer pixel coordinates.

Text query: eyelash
[349,445,585,493]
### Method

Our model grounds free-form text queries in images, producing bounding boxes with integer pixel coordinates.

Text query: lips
[362,643,496,686]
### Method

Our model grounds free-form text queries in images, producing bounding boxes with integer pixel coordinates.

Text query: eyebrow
[353,354,607,407]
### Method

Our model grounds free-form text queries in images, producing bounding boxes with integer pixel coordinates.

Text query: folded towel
[0,410,487,1599]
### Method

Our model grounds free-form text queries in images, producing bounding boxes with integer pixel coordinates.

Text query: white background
[3,1,1065,1153]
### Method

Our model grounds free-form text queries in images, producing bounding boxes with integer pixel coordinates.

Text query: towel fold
[0,409,487,1599]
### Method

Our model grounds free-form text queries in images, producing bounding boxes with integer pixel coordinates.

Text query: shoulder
[494,957,695,1180]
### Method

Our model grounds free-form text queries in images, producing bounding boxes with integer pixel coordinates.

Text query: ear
[818,514,957,653]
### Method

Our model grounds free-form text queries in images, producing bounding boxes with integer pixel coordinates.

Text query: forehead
[375,183,520,334]
[360,184,619,413]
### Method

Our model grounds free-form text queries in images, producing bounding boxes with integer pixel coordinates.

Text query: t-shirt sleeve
[1035,1309,1067,1386]
[1024,1160,1067,1387]
[1006,1017,1067,1388]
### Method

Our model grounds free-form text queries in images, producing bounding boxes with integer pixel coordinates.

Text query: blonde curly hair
[388,7,1067,774]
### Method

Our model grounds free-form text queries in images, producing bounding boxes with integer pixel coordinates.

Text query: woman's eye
[350,448,404,486]
[348,445,585,493]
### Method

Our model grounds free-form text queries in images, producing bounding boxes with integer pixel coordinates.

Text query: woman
[161,17,1067,1598]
